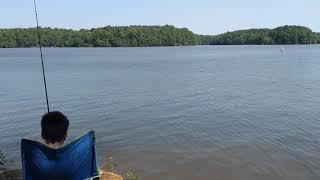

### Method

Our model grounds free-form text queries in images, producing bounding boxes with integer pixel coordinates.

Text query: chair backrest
[21,130,98,180]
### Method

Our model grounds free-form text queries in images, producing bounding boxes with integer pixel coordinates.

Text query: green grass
[105,156,139,180]
[125,171,139,180]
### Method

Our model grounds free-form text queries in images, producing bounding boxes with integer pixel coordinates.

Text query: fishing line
[33,0,50,112]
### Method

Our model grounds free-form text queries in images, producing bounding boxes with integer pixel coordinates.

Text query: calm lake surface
[1,46,320,180]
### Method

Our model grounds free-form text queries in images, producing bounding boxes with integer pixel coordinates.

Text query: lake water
[1,46,320,180]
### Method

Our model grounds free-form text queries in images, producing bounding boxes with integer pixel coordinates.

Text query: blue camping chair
[21,130,99,180]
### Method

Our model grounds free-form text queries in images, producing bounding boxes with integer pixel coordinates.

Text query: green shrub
[0,150,7,170]
[125,171,139,180]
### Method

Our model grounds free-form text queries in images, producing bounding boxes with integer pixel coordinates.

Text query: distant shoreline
[1,44,320,49]
[0,25,319,48]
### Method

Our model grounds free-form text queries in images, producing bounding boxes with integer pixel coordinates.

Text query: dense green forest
[0,25,319,48]
[210,26,320,45]
[0,25,200,48]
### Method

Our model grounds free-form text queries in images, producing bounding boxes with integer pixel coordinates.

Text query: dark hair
[41,111,69,144]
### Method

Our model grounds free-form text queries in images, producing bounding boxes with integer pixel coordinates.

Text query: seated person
[22,111,123,180]
[21,111,99,180]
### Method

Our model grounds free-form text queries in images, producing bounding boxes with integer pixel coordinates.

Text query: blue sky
[1,0,320,35]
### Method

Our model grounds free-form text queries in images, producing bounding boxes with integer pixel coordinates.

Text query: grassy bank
[0,170,22,180]
[0,168,137,180]
[0,150,138,180]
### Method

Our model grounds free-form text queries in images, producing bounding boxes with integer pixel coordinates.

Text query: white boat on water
[281,47,285,52]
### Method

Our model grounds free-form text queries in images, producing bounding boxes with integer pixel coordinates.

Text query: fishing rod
[33,0,50,112]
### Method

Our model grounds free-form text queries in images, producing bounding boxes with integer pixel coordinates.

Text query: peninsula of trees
[0,25,319,48]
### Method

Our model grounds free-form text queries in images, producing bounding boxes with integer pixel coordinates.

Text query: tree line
[209,25,320,45]
[0,25,319,48]
[0,25,201,48]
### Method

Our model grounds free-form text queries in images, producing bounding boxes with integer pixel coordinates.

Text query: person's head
[41,111,69,145]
